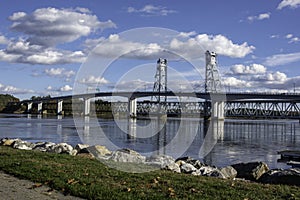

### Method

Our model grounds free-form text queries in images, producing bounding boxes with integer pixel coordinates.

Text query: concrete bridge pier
[211,101,225,120]
[84,98,91,116]
[128,98,137,118]
[37,102,43,114]
[57,100,63,115]
[27,102,33,113]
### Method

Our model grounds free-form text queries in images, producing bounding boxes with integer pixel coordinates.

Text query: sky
[0,0,300,100]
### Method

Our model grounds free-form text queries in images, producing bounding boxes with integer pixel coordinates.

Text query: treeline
[0,94,113,115]
[0,94,21,113]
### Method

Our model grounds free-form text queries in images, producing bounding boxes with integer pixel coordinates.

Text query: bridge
[20,51,300,119]
[19,92,300,119]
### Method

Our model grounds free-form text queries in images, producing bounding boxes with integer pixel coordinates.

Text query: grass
[0,146,299,200]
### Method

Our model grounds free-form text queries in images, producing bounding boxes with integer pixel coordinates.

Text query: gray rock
[180,162,197,173]
[147,155,181,173]
[49,143,74,155]
[199,166,225,178]
[175,157,205,169]
[206,169,226,178]
[163,162,181,173]
[75,144,90,154]
[12,140,34,150]
[33,142,56,152]
[110,149,146,163]
[231,162,269,181]
[191,169,202,176]
[0,138,8,145]
[146,155,175,168]
[188,159,206,169]
[87,145,112,159]
[220,166,237,179]
[199,166,216,175]
[2,138,21,147]
[259,168,300,186]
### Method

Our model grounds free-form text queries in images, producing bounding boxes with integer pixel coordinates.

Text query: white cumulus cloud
[247,12,271,22]
[0,82,34,94]
[286,34,293,39]
[178,31,197,38]
[0,7,110,65]
[79,76,109,86]
[223,77,252,88]
[44,68,76,78]
[230,64,266,75]
[169,34,254,58]
[91,34,164,59]
[0,38,86,65]
[264,52,300,66]
[89,32,254,60]
[0,34,8,45]
[277,0,300,9]
[60,85,73,92]
[127,4,176,16]
[9,7,116,47]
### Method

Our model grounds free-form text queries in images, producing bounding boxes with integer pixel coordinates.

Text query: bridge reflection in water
[74,115,300,168]
[77,115,224,161]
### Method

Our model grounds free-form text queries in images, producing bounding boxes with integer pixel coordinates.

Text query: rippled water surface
[0,114,299,169]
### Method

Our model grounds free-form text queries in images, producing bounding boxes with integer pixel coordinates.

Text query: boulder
[259,168,300,186]
[87,145,112,159]
[206,169,226,178]
[175,156,205,169]
[146,155,175,168]
[220,166,237,179]
[180,162,197,173]
[33,142,56,152]
[231,162,269,181]
[199,166,216,175]
[75,144,90,154]
[191,170,202,176]
[110,149,146,163]
[48,143,74,155]
[187,159,206,169]
[163,162,181,173]
[191,166,226,178]
[2,138,21,146]
[12,140,34,150]
[0,138,8,145]
[199,166,225,178]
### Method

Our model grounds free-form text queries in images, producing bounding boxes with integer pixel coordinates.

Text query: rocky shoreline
[0,138,299,186]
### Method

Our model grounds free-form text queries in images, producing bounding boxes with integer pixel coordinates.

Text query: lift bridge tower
[204,50,225,120]
[205,50,222,93]
[152,58,168,110]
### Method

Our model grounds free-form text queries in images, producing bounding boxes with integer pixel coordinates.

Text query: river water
[0,113,299,169]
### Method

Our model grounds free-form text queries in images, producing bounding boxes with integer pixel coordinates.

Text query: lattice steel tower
[152,58,168,103]
[205,50,222,93]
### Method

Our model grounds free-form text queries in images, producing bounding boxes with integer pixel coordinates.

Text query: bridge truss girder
[110,100,300,119]
[225,101,300,119]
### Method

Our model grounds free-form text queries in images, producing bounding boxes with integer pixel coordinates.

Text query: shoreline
[1,137,299,186]
[0,138,299,199]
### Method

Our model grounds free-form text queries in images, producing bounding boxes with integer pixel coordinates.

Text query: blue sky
[0,0,300,100]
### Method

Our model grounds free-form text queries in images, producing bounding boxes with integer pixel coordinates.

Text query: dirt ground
[0,171,84,200]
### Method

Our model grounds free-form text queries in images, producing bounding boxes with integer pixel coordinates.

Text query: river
[0,113,299,169]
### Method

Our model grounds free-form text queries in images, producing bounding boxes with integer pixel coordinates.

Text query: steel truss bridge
[110,98,300,119]
[19,50,300,119]
[20,91,300,119]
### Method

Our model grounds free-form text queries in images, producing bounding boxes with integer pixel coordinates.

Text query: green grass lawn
[0,146,299,200]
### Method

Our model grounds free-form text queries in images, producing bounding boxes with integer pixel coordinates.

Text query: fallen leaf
[67,179,79,185]
[29,183,42,189]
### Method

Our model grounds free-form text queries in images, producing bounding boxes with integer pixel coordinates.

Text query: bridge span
[20,91,300,119]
